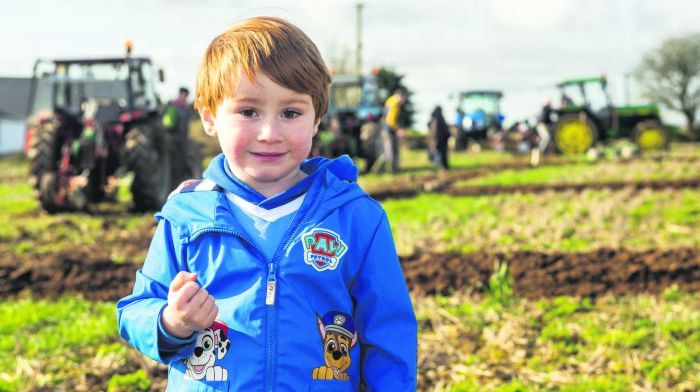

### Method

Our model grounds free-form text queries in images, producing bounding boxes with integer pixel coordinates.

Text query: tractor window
[29,61,56,115]
[31,77,53,115]
[559,84,585,108]
[583,81,610,113]
[361,78,386,107]
[136,61,158,110]
[67,63,129,109]
[331,83,362,110]
[460,94,499,116]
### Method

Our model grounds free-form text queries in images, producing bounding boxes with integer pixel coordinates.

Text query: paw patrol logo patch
[302,229,348,271]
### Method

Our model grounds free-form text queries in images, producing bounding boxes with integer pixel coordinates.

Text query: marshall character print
[184,320,232,381]
[312,311,358,381]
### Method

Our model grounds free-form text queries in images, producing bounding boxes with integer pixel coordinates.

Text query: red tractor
[25,45,194,212]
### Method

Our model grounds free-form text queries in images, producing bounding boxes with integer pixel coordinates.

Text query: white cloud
[1,0,698,127]
[488,0,574,31]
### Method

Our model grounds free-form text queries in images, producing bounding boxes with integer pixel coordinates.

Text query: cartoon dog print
[312,311,358,381]
[184,320,231,381]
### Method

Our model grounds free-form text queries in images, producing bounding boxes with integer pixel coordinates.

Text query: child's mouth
[252,152,285,160]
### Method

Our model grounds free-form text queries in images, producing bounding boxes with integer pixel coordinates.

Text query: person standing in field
[116,16,417,391]
[428,105,450,170]
[535,98,553,154]
[379,88,406,173]
[162,87,202,181]
[359,113,382,173]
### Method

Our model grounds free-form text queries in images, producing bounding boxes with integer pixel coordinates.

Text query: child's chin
[249,169,292,182]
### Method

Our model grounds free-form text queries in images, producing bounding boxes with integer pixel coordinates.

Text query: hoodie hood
[202,153,367,213]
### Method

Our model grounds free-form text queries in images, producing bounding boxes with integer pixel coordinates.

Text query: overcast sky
[2,0,699,127]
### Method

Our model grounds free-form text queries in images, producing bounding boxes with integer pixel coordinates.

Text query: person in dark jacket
[163,87,202,181]
[428,105,450,170]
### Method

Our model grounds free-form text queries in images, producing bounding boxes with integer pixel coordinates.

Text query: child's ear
[199,101,217,137]
[312,118,320,136]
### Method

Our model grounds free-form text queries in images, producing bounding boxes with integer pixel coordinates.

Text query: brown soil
[2,248,699,301]
[401,248,700,299]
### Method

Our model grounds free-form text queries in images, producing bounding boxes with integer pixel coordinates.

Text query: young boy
[116,16,417,391]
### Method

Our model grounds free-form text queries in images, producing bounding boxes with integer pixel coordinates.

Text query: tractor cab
[28,56,162,121]
[319,72,388,157]
[328,73,386,122]
[552,76,667,155]
[455,90,504,149]
[557,76,613,125]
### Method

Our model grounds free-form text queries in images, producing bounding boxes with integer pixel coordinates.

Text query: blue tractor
[454,90,504,150]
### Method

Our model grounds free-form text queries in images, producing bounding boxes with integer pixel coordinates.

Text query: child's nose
[258,119,284,142]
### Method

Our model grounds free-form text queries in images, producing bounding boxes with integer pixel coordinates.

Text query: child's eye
[240,109,258,117]
[282,109,301,119]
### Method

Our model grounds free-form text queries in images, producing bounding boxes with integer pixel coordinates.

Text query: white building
[0,78,31,155]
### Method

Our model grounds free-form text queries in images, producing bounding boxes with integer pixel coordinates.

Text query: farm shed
[0,77,31,155]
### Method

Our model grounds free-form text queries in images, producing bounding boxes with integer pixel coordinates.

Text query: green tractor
[552,76,668,155]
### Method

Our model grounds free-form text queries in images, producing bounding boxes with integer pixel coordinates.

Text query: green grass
[0,296,128,390]
[454,157,700,188]
[418,286,700,391]
[357,147,523,190]
[384,189,700,255]
[2,289,698,391]
[0,182,36,215]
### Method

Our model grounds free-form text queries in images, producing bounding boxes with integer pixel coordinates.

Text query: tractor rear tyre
[633,120,668,151]
[38,172,61,213]
[27,121,63,189]
[125,124,172,212]
[553,113,599,155]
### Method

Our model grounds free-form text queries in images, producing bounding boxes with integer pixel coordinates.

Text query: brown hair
[194,16,331,120]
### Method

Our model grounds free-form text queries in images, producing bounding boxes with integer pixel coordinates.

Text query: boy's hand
[161,271,219,339]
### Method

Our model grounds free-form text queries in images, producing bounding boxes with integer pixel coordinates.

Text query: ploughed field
[2,144,700,391]
[3,246,700,302]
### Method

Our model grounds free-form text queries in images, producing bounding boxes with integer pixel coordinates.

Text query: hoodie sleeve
[351,211,417,391]
[116,218,197,364]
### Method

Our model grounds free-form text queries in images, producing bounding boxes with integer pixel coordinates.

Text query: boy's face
[200,71,319,196]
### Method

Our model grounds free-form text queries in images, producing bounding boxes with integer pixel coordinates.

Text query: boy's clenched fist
[161,271,219,338]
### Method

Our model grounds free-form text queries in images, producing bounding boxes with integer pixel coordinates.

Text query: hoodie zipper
[263,184,325,392]
[265,263,277,305]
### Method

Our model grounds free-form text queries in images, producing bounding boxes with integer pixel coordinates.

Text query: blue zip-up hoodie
[117,155,417,391]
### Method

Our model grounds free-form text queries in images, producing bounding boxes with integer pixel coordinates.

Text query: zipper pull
[266,263,277,306]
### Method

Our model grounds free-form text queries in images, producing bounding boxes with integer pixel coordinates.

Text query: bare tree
[635,33,700,140]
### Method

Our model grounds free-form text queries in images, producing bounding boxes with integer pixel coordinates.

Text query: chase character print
[184,320,231,381]
[312,311,357,381]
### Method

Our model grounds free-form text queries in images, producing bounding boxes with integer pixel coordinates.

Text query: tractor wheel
[27,121,63,188]
[124,124,172,212]
[38,172,61,213]
[633,120,668,151]
[169,140,203,186]
[553,113,598,155]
